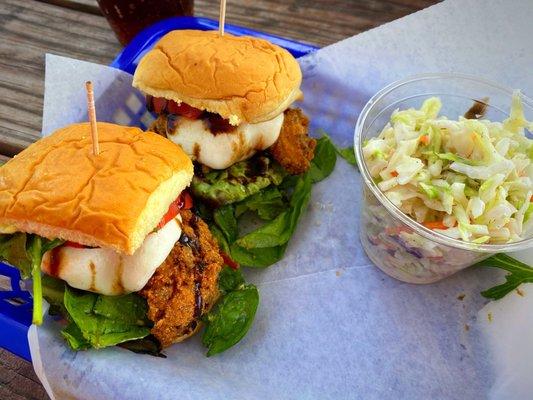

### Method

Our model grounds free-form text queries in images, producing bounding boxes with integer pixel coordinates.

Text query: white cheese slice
[166,113,284,169]
[41,217,182,296]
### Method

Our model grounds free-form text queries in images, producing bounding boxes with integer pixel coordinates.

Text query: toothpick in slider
[219,0,227,36]
[85,81,100,156]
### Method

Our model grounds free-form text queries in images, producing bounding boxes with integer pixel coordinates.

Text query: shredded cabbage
[363,92,533,243]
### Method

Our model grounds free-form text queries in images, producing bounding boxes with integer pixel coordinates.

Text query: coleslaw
[363,91,533,244]
[359,91,533,283]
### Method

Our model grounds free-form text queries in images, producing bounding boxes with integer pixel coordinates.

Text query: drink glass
[97,0,194,46]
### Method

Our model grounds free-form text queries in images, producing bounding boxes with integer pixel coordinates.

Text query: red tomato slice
[221,252,239,270]
[167,100,203,119]
[157,193,194,229]
[152,97,167,114]
[64,241,86,248]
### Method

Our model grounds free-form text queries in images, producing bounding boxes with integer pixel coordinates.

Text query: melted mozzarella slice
[167,113,284,169]
[41,217,182,296]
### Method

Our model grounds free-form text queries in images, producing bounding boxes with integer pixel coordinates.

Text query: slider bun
[133,30,303,125]
[0,122,193,255]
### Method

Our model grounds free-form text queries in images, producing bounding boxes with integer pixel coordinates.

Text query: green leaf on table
[309,136,337,183]
[476,253,533,300]
[218,266,245,295]
[214,205,238,243]
[231,173,312,267]
[337,146,357,166]
[235,187,286,221]
[118,335,166,358]
[62,321,91,351]
[63,286,151,349]
[202,284,259,357]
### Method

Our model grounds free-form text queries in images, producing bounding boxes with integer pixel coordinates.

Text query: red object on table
[96,0,194,46]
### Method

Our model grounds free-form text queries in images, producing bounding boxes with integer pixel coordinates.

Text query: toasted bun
[132,30,303,125]
[0,122,193,255]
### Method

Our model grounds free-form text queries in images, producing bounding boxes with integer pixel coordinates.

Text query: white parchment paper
[30,0,533,398]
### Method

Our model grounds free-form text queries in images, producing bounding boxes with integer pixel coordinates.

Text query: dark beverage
[97,0,194,46]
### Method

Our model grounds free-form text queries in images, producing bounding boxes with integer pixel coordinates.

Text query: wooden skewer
[219,0,227,36]
[85,81,100,155]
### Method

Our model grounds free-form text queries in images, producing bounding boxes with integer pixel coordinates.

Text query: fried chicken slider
[0,122,223,346]
[133,30,315,174]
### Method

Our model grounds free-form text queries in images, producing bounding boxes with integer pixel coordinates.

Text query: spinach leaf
[42,275,66,309]
[231,173,312,267]
[26,235,64,324]
[309,136,337,183]
[214,205,238,243]
[0,233,32,278]
[230,244,287,268]
[476,254,533,300]
[235,187,286,221]
[119,335,166,358]
[202,284,259,357]
[337,146,357,166]
[209,224,231,255]
[63,286,151,349]
[62,322,91,351]
[218,266,245,295]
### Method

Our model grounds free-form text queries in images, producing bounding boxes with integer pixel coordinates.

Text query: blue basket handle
[111,16,318,74]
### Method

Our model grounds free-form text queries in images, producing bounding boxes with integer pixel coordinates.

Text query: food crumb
[464,324,470,332]
[487,312,493,322]
[457,294,465,301]
[336,270,342,277]
[516,288,525,297]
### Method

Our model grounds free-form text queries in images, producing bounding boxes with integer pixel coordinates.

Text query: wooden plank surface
[0,1,438,399]
[0,0,438,156]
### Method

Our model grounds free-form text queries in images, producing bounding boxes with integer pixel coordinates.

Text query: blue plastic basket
[0,16,317,361]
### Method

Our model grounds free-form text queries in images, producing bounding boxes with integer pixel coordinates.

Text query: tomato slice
[167,100,203,119]
[152,97,168,114]
[157,193,194,230]
[64,241,87,248]
[221,252,239,270]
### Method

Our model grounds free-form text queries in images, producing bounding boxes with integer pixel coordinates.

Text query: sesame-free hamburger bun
[132,30,303,125]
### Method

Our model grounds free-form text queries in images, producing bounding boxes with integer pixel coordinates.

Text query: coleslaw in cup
[355,74,533,283]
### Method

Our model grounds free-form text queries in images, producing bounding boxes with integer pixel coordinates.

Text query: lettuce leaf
[63,286,151,349]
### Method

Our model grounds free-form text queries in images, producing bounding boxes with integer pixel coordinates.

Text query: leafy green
[214,205,238,243]
[476,254,533,300]
[191,155,286,206]
[309,136,337,183]
[337,146,357,166]
[209,225,231,254]
[235,187,286,221]
[218,266,245,295]
[118,336,166,358]
[63,286,151,349]
[42,275,66,310]
[202,284,259,357]
[231,173,312,267]
[62,321,91,350]
[0,233,32,278]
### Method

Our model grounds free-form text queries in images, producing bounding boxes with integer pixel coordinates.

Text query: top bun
[0,122,193,255]
[132,30,303,125]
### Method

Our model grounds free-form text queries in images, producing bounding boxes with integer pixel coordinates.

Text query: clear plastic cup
[354,73,533,284]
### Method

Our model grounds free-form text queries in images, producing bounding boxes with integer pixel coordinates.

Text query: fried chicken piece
[139,210,223,348]
[270,108,316,174]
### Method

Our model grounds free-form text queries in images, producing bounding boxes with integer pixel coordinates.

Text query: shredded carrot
[422,221,448,230]
[530,194,533,202]
[419,135,430,145]
[391,170,399,177]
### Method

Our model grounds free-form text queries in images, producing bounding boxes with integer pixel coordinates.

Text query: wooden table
[0,0,438,398]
